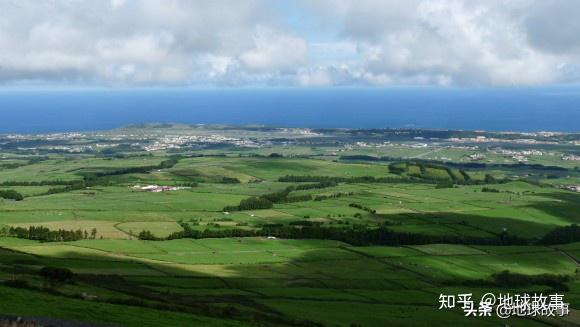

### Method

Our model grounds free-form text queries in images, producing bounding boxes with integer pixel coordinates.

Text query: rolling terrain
[0,125,580,326]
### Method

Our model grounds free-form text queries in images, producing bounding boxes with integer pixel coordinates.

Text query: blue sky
[2,0,580,88]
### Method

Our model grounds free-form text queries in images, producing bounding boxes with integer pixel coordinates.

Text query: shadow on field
[527,192,580,224]
[376,188,580,240]
[0,236,563,327]
[376,211,558,240]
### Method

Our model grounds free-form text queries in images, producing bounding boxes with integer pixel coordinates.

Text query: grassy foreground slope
[0,237,568,326]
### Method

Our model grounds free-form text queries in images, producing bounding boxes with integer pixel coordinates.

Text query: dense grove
[0,189,24,201]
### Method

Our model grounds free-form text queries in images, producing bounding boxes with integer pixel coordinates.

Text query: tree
[484,174,497,184]
[138,230,157,240]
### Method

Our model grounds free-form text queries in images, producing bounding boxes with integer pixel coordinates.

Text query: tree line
[314,192,353,201]
[349,203,377,214]
[278,175,425,184]
[4,226,97,242]
[0,180,79,187]
[223,182,339,212]
[166,221,528,247]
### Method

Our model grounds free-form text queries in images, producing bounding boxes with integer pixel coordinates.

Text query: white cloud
[298,68,333,87]
[0,0,304,85]
[300,0,580,86]
[110,0,126,9]
[324,0,564,86]
[240,27,308,73]
[0,0,580,86]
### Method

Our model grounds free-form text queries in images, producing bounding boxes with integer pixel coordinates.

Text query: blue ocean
[0,87,579,133]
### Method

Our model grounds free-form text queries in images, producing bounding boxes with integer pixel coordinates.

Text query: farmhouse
[133,185,188,192]
[563,185,580,192]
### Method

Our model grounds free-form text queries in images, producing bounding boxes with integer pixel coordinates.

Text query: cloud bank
[1,0,580,87]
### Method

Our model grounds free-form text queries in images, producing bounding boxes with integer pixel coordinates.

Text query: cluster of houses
[132,185,189,193]
[563,185,580,193]
[490,148,548,162]
[562,154,580,161]
[468,153,486,161]
[142,134,260,151]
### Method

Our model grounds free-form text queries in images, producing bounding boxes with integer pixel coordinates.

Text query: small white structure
[133,184,189,193]
[564,185,580,192]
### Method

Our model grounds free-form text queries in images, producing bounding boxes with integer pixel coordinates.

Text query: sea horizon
[1,87,580,133]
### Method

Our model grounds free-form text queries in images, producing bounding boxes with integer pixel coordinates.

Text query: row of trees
[42,177,113,195]
[280,170,506,187]
[348,203,377,214]
[5,226,97,242]
[223,182,339,211]
[278,175,418,184]
[314,192,353,201]
[0,157,48,171]
[0,179,79,187]
[167,221,527,246]
[293,181,338,190]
